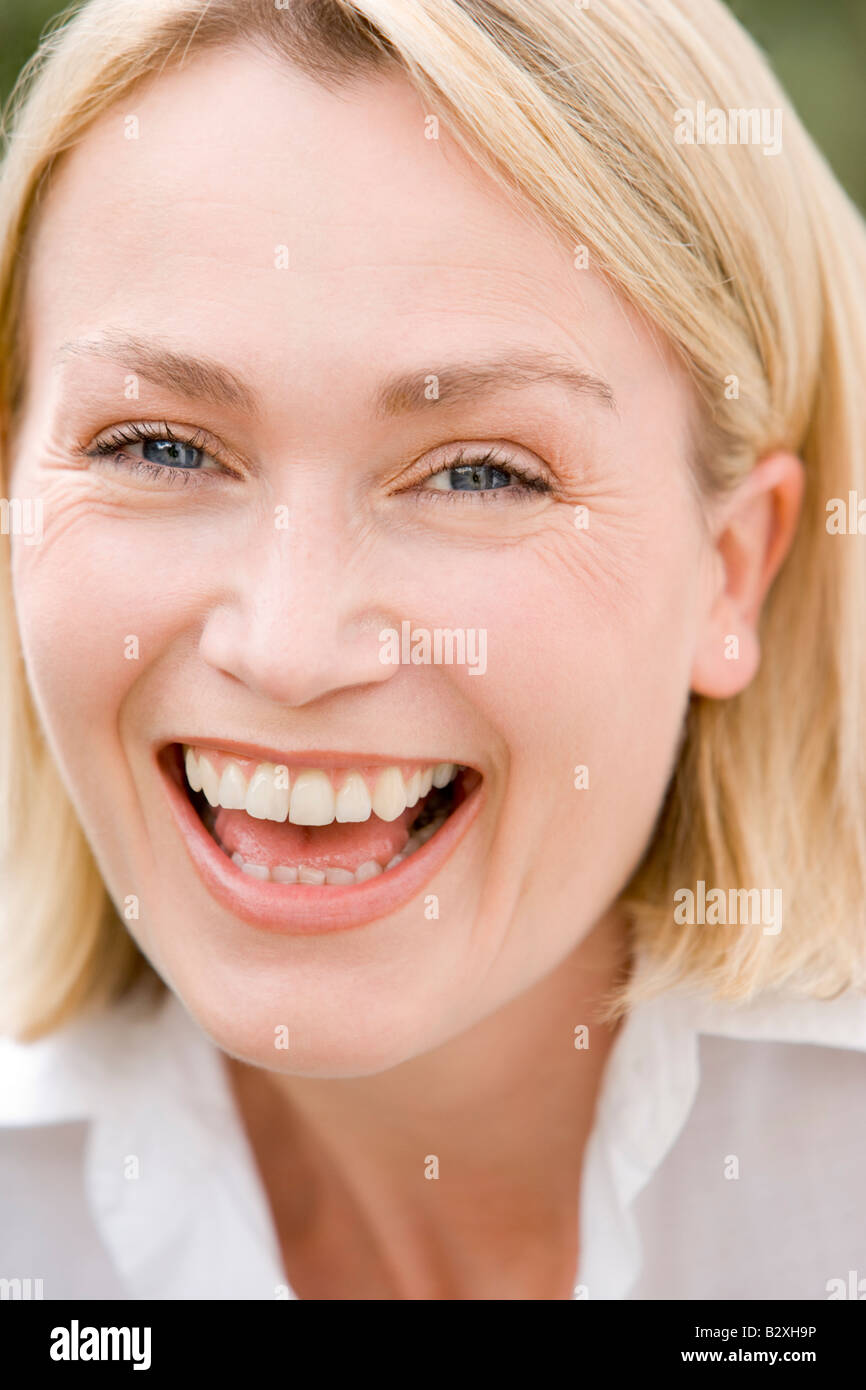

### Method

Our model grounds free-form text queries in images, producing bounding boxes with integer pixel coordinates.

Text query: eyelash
[410,447,552,503]
[83,422,554,501]
[84,421,227,488]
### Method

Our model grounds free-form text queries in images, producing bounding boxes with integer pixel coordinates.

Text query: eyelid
[397,440,552,490]
[84,419,242,475]
[81,422,556,501]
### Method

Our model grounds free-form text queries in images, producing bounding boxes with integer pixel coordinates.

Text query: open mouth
[158,741,483,933]
[174,743,476,883]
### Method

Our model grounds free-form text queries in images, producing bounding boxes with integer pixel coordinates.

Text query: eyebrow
[373,350,617,417]
[54,331,260,417]
[54,333,617,421]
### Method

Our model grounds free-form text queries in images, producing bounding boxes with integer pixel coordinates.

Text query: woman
[1,0,864,1301]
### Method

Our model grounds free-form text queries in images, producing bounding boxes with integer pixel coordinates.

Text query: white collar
[579,980,866,1298]
[2,968,865,1299]
[0,985,287,1297]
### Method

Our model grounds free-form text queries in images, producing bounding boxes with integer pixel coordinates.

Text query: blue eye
[419,449,551,499]
[84,421,227,484]
[425,462,514,491]
[140,437,202,469]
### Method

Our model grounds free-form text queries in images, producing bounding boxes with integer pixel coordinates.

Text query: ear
[690,450,805,699]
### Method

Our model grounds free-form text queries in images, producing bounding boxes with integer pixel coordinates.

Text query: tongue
[213,804,415,872]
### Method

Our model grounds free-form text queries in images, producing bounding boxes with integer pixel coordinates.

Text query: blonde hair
[1,0,865,1040]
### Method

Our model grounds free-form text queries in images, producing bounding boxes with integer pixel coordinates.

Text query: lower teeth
[215,811,448,885]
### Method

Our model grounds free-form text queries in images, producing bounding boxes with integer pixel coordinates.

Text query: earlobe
[690,451,805,700]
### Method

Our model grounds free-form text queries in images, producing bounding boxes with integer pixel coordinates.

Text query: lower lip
[159,748,484,935]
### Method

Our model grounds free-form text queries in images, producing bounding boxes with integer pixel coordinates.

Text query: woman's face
[10,46,725,1073]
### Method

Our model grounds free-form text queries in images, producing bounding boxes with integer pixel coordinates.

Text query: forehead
[21,42,678,427]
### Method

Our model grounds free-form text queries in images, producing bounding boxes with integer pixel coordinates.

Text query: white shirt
[2,967,865,1300]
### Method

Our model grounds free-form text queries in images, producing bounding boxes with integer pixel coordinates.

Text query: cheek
[13,530,134,744]
[414,500,703,911]
[414,499,702,758]
[9,489,215,816]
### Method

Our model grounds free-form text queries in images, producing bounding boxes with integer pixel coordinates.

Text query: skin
[8,47,803,1298]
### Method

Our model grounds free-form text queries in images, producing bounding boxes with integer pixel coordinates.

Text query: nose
[197,510,397,708]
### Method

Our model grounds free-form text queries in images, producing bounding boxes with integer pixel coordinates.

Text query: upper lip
[162,738,476,773]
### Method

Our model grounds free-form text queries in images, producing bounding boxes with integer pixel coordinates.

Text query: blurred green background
[1,0,864,210]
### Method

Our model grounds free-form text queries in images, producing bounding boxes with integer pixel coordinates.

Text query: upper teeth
[183,745,459,825]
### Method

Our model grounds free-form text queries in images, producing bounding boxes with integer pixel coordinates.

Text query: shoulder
[623,985,866,1298]
[0,981,185,1128]
[694,985,866,1053]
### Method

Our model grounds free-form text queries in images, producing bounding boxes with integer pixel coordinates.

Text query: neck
[226,909,632,1298]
